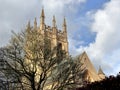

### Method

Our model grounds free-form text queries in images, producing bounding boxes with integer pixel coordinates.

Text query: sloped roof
[78,51,101,82]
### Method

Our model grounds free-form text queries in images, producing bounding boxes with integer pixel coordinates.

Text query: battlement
[44,25,66,37]
[45,25,52,31]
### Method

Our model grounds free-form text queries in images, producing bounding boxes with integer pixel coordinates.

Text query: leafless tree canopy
[0,26,85,90]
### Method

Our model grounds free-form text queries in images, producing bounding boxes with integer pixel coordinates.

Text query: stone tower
[36,8,68,54]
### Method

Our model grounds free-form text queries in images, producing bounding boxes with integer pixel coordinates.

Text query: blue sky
[70,0,110,46]
[0,0,120,76]
[83,0,109,11]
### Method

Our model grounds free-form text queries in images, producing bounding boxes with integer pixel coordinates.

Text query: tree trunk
[31,77,36,90]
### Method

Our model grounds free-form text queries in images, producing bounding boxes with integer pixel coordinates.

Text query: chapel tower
[35,8,69,54]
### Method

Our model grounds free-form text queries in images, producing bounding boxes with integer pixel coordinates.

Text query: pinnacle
[98,66,105,75]
[27,20,30,28]
[41,8,45,17]
[53,15,56,22]
[63,17,66,26]
[34,17,37,24]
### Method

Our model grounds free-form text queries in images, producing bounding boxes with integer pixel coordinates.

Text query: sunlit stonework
[26,8,105,89]
[78,52,105,82]
[37,8,105,83]
[36,8,68,55]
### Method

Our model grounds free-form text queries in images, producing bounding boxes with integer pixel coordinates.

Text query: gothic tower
[34,8,69,54]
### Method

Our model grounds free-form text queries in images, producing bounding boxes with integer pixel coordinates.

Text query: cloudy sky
[0,0,120,76]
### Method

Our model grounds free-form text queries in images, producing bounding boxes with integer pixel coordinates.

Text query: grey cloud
[0,0,43,46]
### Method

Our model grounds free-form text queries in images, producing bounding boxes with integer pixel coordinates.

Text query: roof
[77,51,101,82]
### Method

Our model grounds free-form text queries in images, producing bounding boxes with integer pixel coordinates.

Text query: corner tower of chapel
[32,8,69,55]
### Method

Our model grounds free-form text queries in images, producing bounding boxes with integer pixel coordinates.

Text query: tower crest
[29,9,69,54]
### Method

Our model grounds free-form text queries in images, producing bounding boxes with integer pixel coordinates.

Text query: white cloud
[68,38,84,56]
[0,0,86,47]
[42,0,86,10]
[0,0,41,47]
[74,0,120,75]
[41,0,86,28]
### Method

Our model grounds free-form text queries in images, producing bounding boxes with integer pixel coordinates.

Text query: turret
[62,17,67,33]
[62,17,68,55]
[62,17,67,42]
[98,66,105,75]
[40,8,45,30]
[34,17,37,30]
[52,15,56,28]
[52,15,57,34]
[98,66,105,80]
[26,21,31,38]
[26,20,31,30]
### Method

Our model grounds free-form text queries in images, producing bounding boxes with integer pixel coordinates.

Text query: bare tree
[2,23,85,90]
[50,56,85,90]
[0,47,23,90]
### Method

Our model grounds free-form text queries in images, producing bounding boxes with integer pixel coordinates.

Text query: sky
[0,0,120,76]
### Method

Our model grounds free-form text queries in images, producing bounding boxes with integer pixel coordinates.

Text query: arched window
[57,43,63,63]
[57,43,62,50]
